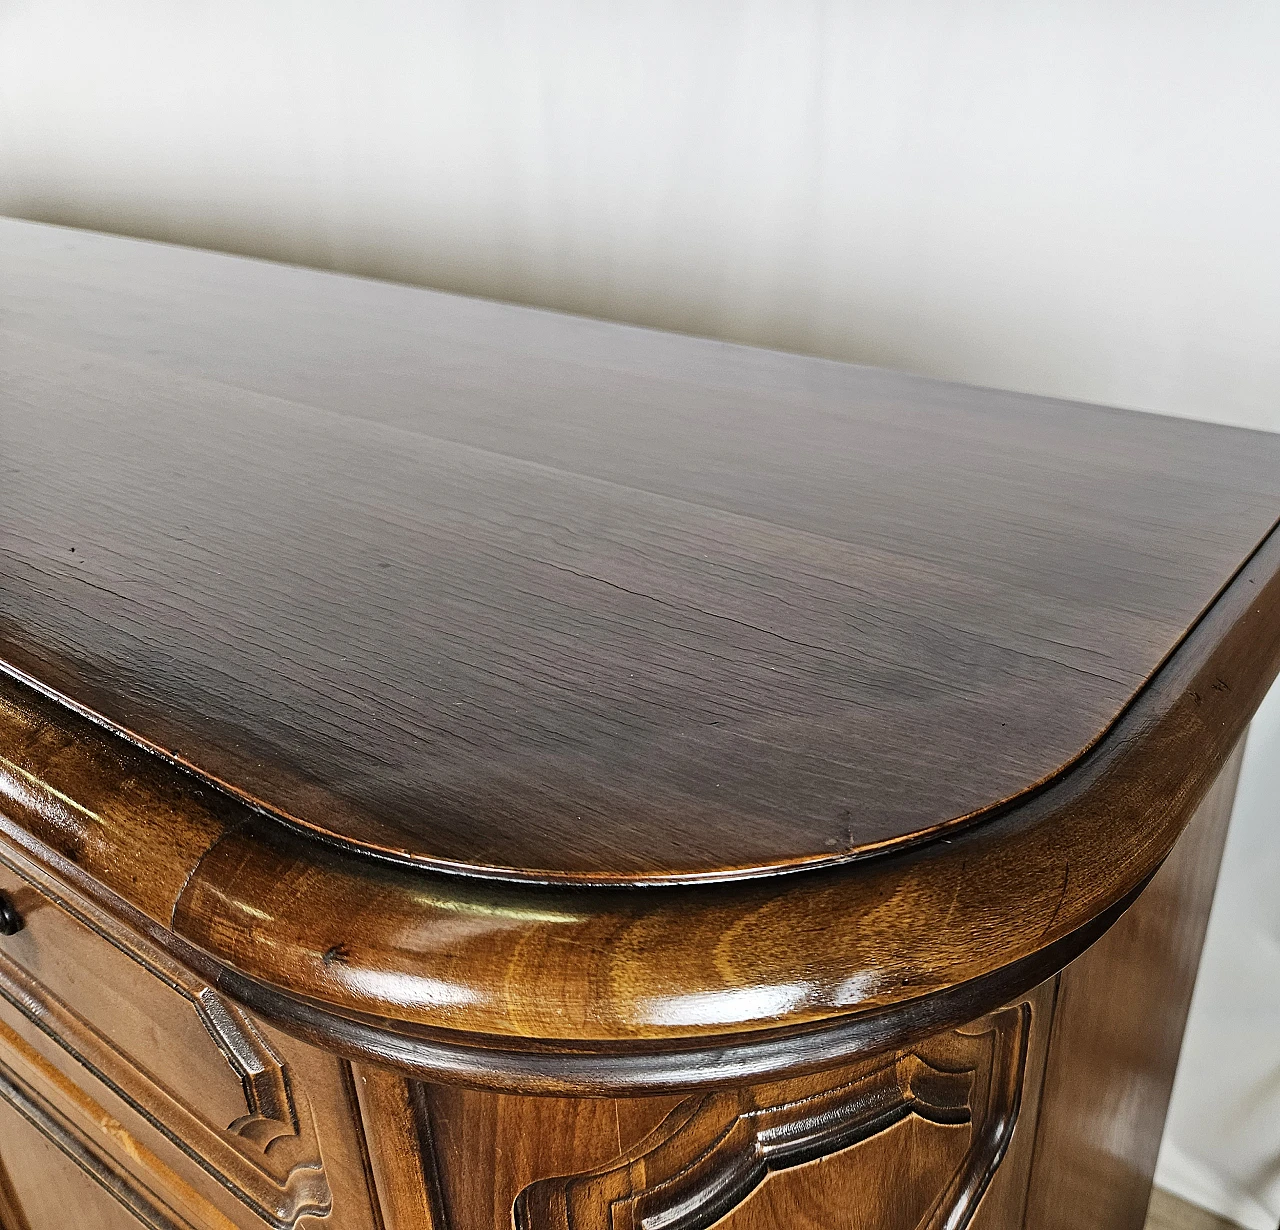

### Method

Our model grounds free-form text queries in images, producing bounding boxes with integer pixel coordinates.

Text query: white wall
[1161,684,1280,1229]
[2,3,1278,1221]
[4,0,1280,433]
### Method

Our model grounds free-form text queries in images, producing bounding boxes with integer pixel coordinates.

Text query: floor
[1146,1188,1251,1230]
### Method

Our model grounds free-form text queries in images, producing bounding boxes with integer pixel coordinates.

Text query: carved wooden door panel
[515,1006,1030,1230]
[417,986,1056,1230]
[0,856,384,1230]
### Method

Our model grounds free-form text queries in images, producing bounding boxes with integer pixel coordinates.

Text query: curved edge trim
[0,520,1276,1080]
[514,1003,1028,1229]
[193,881,1138,1096]
[0,501,1275,887]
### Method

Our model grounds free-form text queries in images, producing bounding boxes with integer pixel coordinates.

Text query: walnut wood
[349,1064,444,1230]
[515,1004,1030,1230]
[0,1097,154,1230]
[328,776,1237,1230]
[1024,736,1246,1229]
[0,513,1266,1086]
[3,218,1280,884]
[416,991,1054,1230]
[0,489,1271,1092]
[425,1084,680,1230]
[0,223,1275,1083]
[0,700,1256,1228]
[0,848,389,1230]
[195,867,1146,1097]
[0,1134,34,1230]
[0,220,1277,1227]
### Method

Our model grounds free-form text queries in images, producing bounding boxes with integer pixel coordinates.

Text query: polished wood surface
[0,221,1276,1079]
[425,987,1054,1230]
[0,511,1272,1083]
[0,779,1230,1230]
[5,771,1224,1230]
[1025,738,1245,1228]
[3,218,1279,883]
[2,221,1279,1228]
[0,856,386,1230]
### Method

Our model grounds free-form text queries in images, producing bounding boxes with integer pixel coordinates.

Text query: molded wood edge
[167,523,1280,1045]
[0,523,1277,1091]
[188,879,1140,1096]
[8,229,1280,884]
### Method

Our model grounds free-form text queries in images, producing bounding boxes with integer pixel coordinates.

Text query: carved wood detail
[351,1064,448,1230]
[516,1005,1029,1230]
[0,854,330,1228]
[192,989,302,1152]
[0,223,1271,1229]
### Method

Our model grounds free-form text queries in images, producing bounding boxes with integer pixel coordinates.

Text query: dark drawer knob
[0,891,22,936]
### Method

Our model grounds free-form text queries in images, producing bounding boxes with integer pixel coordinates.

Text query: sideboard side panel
[1024,736,1246,1229]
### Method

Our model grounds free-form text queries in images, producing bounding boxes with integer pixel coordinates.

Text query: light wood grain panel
[0,1096,155,1230]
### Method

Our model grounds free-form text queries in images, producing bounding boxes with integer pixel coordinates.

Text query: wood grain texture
[3,218,1279,883]
[0,1130,34,1230]
[515,1005,1028,1230]
[167,520,1280,1081]
[349,1064,444,1230]
[426,1084,680,1230]
[6,220,1278,1225]
[1024,737,1246,1230]
[415,985,1055,1230]
[0,508,1271,1084]
[0,846,391,1230]
[0,866,330,1228]
[0,1096,161,1230]
[0,766,1243,1229]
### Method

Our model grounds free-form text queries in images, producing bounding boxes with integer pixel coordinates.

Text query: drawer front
[0,855,368,1230]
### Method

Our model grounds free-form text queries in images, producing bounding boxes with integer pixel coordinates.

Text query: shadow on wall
[4,192,1010,392]
[3,2,1280,433]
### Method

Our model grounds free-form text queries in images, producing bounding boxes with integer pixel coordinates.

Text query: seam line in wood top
[0,523,1275,1075]
[158,523,1280,1055]
[4,512,1275,891]
[9,300,1280,881]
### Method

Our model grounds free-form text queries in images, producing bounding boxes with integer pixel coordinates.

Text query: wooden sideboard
[1,217,1278,1230]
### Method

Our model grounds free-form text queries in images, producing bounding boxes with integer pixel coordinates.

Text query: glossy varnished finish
[0,513,1271,1083]
[3,219,1280,883]
[0,793,1225,1230]
[1,221,1279,1228]
[0,853,386,1230]
[351,772,1231,1230]
[425,986,1056,1230]
[1025,739,1246,1228]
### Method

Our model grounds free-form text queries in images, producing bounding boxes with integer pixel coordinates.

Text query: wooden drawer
[0,856,376,1230]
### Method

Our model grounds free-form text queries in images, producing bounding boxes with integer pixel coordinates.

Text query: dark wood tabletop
[3,218,1279,885]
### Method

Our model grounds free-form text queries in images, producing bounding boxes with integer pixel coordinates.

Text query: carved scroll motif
[0,863,331,1228]
[516,1005,1030,1230]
